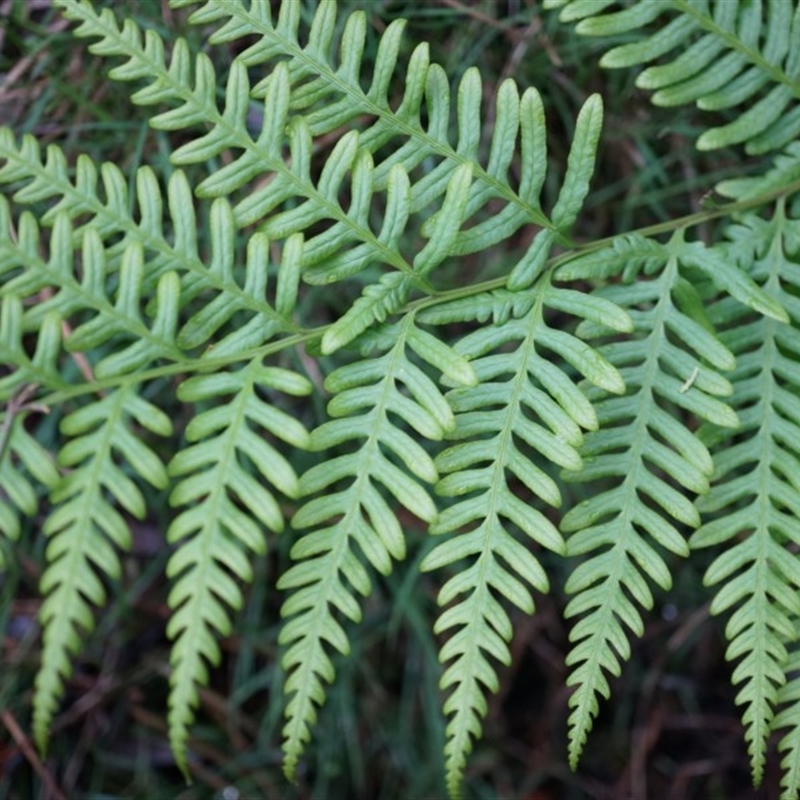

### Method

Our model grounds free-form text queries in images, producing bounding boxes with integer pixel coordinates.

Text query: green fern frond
[554,230,750,768]
[690,201,800,786]
[4,0,800,794]
[0,135,301,361]
[166,358,310,772]
[167,0,554,231]
[0,132,200,289]
[419,275,629,796]
[56,0,602,288]
[548,0,800,155]
[34,385,171,751]
[279,313,473,779]
[1,210,179,373]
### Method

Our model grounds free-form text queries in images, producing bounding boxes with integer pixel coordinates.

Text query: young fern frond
[547,0,800,155]
[167,359,311,772]
[34,385,172,751]
[691,201,800,787]
[418,276,629,795]
[279,313,474,779]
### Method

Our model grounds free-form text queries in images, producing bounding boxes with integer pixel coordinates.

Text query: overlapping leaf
[166,358,311,771]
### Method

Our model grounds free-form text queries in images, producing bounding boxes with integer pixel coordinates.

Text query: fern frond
[279,313,474,779]
[553,229,764,768]
[166,358,310,772]
[0,137,301,363]
[418,276,629,796]
[167,0,555,232]
[56,0,605,292]
[0,132,200,288]
[547,0,800,155]
[34,386,171,751]
[691,201,800,785]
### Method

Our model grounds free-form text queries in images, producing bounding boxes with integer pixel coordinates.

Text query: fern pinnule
[548,0,800,155]
[0,296,64,583]
[0,135,195,302]
[279,314,473,779]
[34,386,172,752]
[555,231,746,768]
[67,238,182,378]
[166,358,310,773]
[0,205,183,377]
[0,406,59,561]
[419,276,629,796]
[0,129,302,362]
[176,211,299,357]
[0,299,64,401]
[691,203,800,787]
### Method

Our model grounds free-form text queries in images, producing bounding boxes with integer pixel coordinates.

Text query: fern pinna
[1,0,800,796]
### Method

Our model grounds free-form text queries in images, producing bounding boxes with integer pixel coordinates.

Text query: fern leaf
[555,230,743,768]
[419,275,628,796]
[166,358,310,772]
[279,313,470,779]
[169,0,555,231]
[0,131,199,291]
[549,0,800,155]
[691,202,800,785]
[60,0,590,282]
[0,136,299,361]
[34,386,171,751]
